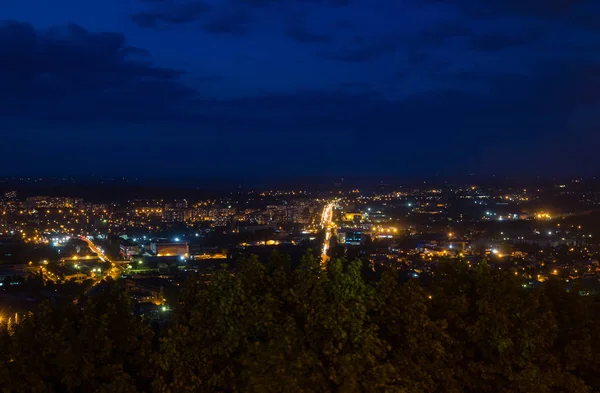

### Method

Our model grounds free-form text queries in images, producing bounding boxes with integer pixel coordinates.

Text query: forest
[1,252,598,393]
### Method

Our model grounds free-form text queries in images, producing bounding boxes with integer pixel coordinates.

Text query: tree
[154,253,390,392]
[1,282,154,393]
[375,270,450,392]
[2,251,599,393]
[541,278,600,391]
[430,261,589,393]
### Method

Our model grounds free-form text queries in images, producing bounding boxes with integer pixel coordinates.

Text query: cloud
[468,34,535,51]
[130,12,161,29]
[296,0,351,6]
[421,61,600,113]
[201,8,253,35]
[191,75,224,82]
[285,16,331,43]
[426,70,480,81]
[121,46,152,57]
[319,34,400,62]
[404,18,547,66]
[236,0,281,7]
[336,81,376,95]
[478,0,589,17]
[329,0,351,5]
[2,18,599,176]
[131,1,212,29]
[333,19,354,29]
[0,20,196,121]
[286,26,331,42]
[191,54,600,136]
[569,4,600,30]
[2,15,598,136]
[411,22,472,48]
[502,61,600,110]
[322,17,538,65]
[427,0,593,18]
[467,25,546,51]
[232,0,351,7]
[132,0,354,34]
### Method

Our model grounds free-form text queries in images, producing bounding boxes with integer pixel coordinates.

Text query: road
[81,237,110,263]
[38,266,59,283]
[80,236,122,283]
[320,201,336,265]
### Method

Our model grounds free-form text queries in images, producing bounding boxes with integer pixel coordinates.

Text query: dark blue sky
[1,0,599,178]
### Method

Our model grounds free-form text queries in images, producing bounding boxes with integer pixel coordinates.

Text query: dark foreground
[1,252,599,393]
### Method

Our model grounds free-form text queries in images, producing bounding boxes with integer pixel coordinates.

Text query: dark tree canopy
[1,253,599,393]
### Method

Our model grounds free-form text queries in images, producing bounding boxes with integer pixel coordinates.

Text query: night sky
[1,0,599,179]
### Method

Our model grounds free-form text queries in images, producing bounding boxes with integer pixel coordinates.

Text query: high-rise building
[164,200,191,223]
[0,209,7,231]
[3,191,17,201]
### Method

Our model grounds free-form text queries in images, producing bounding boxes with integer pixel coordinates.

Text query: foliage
[1,254,599,393]
[0,282,155,393]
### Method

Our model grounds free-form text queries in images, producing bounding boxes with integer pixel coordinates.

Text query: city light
[1,180,597,353]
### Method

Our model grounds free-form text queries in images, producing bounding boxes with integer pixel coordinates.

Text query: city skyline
[1,0,599,177]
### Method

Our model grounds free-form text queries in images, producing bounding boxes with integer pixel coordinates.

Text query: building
[3,191,17,201]
[443,240,468,251]
[25,196,82,209]
[343,212,364,223]
[163,209,187,223]
[120,240,141,258]
[237,224,276,233]
[150,242,189,257]
[164,199,188,211]
[344,231,365,246]
[163,200,191,223]
[266,205,289,223]
[124,278,165,305]
[337,229,369,246]
[0,209,6,231]
[0,264,27,280]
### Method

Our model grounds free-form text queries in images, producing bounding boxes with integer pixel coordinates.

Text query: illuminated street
[320,201,336,265]
[80,236,122,284]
